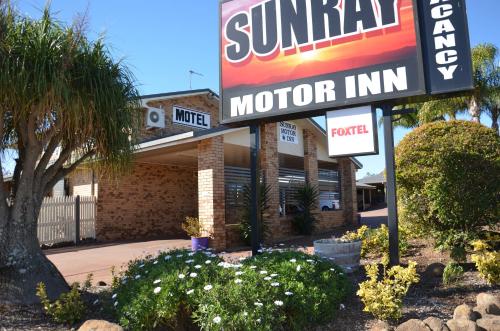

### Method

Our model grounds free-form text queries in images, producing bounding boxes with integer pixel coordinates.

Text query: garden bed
[0,238,498,331]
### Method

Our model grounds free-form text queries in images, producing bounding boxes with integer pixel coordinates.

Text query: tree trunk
[468,97,481,123]
[0,188,68,304]
[491,107,499,135]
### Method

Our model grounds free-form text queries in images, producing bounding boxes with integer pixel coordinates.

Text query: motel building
[68,89,361,250]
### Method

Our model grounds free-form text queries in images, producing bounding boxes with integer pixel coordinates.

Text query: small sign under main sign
[326,106,379,158]
[173,106,211,129]
[279,121,298,145]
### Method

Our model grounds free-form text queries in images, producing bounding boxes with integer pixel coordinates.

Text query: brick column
[303,129,320,213]
[339,158,358,225]
[198,136,226,250]
[260,123,280,243]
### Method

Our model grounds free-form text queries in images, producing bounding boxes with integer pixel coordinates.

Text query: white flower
[188,252,195,256]
[259,270,268,274]
[264,276,272,281]
[213,316,221,324]
[194,265,202,269]
[186,259,194,264]
[257,249,263,253]
[204,284,213,291]
[93,299,99,305]
[290,259,297,263]
[114,301,118,307]
[186,289,194,295]
[190,272,198,278]
[153,287,161,294]
[153,279,161,284]
[153,260,158,265]
[271,273,278,277]
[234,279,243,284]
[243,311,248,316]
[235,271,244,276]
[111,293,117,299]
[205,260,212,264]
[296,265,301,272]
[340,304,346,310]
[239,257,246,261]
[279,243,285,246]
[139,264,145,268]
[176,254,183,258]
[254,302,263,307]
[274,300,283,306]
[250,266,257,269]
[135,275,141,280]
[271,282,280,287]
[217,262,224,267]
[257,318,261,323]
[164,255,171,260]
[178,274,186,279]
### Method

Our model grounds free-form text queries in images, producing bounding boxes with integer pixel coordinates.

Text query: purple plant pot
[191,237,209,251]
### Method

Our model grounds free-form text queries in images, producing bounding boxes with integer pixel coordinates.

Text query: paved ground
[46,207,389,285]
[360,206,388,228]
[46,239,191,285]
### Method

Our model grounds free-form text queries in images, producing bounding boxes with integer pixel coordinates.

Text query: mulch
[1,238,498,331]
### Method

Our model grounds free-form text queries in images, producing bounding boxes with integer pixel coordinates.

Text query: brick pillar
[260,123,280,243]
[303,129,320,213]
[198,136,226,250]
[339,158,358,225]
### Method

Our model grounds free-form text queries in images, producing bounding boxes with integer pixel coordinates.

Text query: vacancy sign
[326,106,378,158]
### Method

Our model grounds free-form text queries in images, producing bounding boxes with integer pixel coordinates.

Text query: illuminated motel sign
[219,0,473,124]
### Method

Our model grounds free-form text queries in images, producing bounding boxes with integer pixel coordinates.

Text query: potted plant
[182,217,210,251]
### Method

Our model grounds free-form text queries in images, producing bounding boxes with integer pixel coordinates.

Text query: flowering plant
[111,248,350,330]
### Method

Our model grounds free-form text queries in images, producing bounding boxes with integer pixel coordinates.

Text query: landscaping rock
[477,293,500,316]
[476,315,500,331]
[395,319,431,331]
[446,319,480,331]
[371,320,393,331]
[424,317,450,331]
[454,304,476,321]
[78,320,123,331]
[425,263,446,278]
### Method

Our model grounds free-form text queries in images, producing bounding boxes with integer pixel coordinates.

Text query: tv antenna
[189,70,204,89]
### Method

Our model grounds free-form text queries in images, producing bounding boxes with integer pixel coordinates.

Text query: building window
[224,166,250,224]
[318,168,341,211]
[279,168,305,217]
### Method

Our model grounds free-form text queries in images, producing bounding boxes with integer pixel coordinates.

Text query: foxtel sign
[219,0,473,124]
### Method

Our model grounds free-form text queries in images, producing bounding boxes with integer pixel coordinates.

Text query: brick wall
[198,136,226,250]
[140,94,219,143]
[95,163,198,241]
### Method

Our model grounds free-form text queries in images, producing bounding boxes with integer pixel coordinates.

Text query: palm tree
[0,6,140,304]
[392,43,500,133]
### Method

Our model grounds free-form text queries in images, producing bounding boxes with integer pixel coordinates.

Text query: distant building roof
[356,182,376,189]
[357,172,386,185]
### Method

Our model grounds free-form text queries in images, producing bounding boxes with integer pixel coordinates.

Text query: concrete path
[46,239,190,285]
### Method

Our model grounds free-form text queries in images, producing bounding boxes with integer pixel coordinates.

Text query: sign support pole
[382,104,400,266]
[250,124,261,256]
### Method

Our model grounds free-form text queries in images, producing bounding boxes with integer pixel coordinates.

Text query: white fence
[37,196,96,246]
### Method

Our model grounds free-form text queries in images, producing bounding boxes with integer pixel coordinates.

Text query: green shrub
[357,261,419,321]
[292,183,319,235]
[396,121,500,258]
[471,240,500,285]
[36,282,86,325]
[442,262,464,285]
[112,249,349,330]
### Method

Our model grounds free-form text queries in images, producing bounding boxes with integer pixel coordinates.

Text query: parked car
[319,192,340,211]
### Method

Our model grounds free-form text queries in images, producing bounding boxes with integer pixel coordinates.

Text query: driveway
[46,239,191,285]
[360,206,388,228]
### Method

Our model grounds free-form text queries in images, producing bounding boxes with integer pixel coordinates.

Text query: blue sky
[13,0,500,178]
